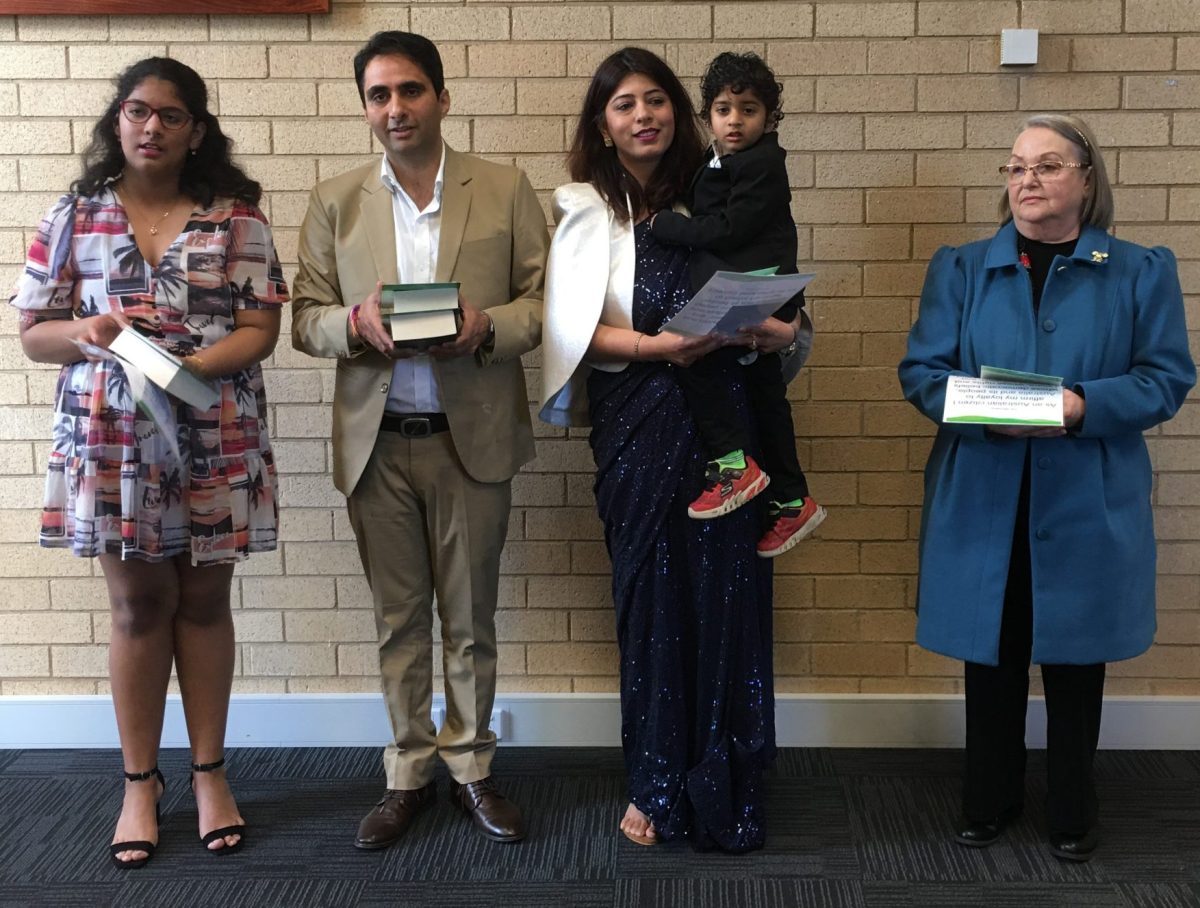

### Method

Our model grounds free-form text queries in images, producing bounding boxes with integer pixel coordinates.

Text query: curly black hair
[699,52,784,127]
[72,57,261,207]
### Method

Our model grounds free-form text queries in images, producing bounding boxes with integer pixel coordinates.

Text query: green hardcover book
[380,282,460,316]
[380,283,461,349]
[108,328,220,409]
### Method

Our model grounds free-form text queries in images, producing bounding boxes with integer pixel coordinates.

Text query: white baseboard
[1,693,1198,750]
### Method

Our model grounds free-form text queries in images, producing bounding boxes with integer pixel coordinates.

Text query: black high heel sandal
[110,767,165,870]
[190,757,245,855]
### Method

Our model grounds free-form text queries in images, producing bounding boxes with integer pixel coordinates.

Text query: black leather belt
[380,413,450,438]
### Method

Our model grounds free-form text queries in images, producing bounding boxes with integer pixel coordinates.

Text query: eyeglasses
[119,100,193,131]
[999,161,1089,182]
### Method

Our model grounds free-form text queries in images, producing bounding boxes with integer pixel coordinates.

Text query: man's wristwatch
[481,314,496,354]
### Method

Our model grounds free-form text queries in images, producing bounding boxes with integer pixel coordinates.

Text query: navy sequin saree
[587,220,776,852]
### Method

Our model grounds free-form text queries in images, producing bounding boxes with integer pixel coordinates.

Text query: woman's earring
[602,135,613,148]
[189,148,198,156]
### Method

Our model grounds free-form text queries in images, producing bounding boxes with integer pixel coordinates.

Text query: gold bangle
[633,332,644,360]
[188,352,207,378]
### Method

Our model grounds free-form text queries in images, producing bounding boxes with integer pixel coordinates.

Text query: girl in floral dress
[10,58,287,868]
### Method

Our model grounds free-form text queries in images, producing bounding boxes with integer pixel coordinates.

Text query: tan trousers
[347,429,511,790]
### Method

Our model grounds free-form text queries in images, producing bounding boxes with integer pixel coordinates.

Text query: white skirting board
[1,693,1198,750]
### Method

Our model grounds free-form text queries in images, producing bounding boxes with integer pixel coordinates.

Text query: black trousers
[963,458,1105,837]
[675,309,808,503]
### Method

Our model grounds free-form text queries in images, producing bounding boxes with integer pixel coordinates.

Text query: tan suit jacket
[291,147,549,493]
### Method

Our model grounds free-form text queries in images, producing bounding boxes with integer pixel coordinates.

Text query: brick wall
[1,1,1197,698]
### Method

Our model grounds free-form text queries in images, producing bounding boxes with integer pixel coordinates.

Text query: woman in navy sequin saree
[541,49,800,853]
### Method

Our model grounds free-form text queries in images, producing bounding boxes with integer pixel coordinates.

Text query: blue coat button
[1037,456,1052,468]
[1042,319,1056,332]
[1036,528,1050,540]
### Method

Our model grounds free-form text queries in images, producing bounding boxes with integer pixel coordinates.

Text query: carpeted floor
[2,746,1198,907]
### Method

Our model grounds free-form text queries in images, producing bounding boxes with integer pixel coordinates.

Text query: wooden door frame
[0,1,328,14]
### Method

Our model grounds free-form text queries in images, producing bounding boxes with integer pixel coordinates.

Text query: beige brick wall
[1,1,1197,699]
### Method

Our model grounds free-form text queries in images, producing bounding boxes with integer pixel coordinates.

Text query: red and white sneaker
[687,456,769,519]
[756,497,827,558]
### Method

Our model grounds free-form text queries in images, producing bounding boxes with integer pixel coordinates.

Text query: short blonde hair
[998,113,1114,230]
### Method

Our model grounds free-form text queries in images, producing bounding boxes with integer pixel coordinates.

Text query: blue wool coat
[898,221,1195,666]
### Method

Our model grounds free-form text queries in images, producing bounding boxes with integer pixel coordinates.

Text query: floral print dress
[9,188,289,564]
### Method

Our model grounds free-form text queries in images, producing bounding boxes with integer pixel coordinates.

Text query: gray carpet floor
[2,747,1198,907]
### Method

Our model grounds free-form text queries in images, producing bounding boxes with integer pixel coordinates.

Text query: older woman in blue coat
[899,113,1194,863]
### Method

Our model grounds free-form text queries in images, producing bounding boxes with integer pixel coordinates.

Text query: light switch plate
[1001,28,1039,66]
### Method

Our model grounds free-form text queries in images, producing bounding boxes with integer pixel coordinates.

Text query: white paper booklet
[943,365,1063,426]
[660,270,815,337]
[108,328,220,410]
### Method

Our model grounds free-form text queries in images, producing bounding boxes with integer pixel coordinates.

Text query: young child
[651,51,824,558]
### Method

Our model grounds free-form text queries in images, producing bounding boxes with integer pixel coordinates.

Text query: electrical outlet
[429,706,508,741]
[490,708,508,741]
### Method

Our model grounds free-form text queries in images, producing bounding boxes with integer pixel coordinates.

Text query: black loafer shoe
[1049,828,1099,862]
[954,805,1021,848]
[955,819,1002,847]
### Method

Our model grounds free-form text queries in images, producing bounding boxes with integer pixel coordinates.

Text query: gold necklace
[144,206,174,236]
[121,191,179,236]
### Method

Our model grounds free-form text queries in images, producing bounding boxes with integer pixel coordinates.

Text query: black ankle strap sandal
[191,756,245,855]
[109,766,165,870]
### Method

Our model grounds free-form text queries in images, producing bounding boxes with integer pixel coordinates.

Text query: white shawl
[538,183,636,427]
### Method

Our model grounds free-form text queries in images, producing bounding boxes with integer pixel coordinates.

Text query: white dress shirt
[381,146,446,414]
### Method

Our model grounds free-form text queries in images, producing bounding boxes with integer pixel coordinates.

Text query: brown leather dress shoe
[354,782,436,850]
[449,777,526,843]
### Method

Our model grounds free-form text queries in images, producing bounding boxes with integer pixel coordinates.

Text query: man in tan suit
[291,31,548,848]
